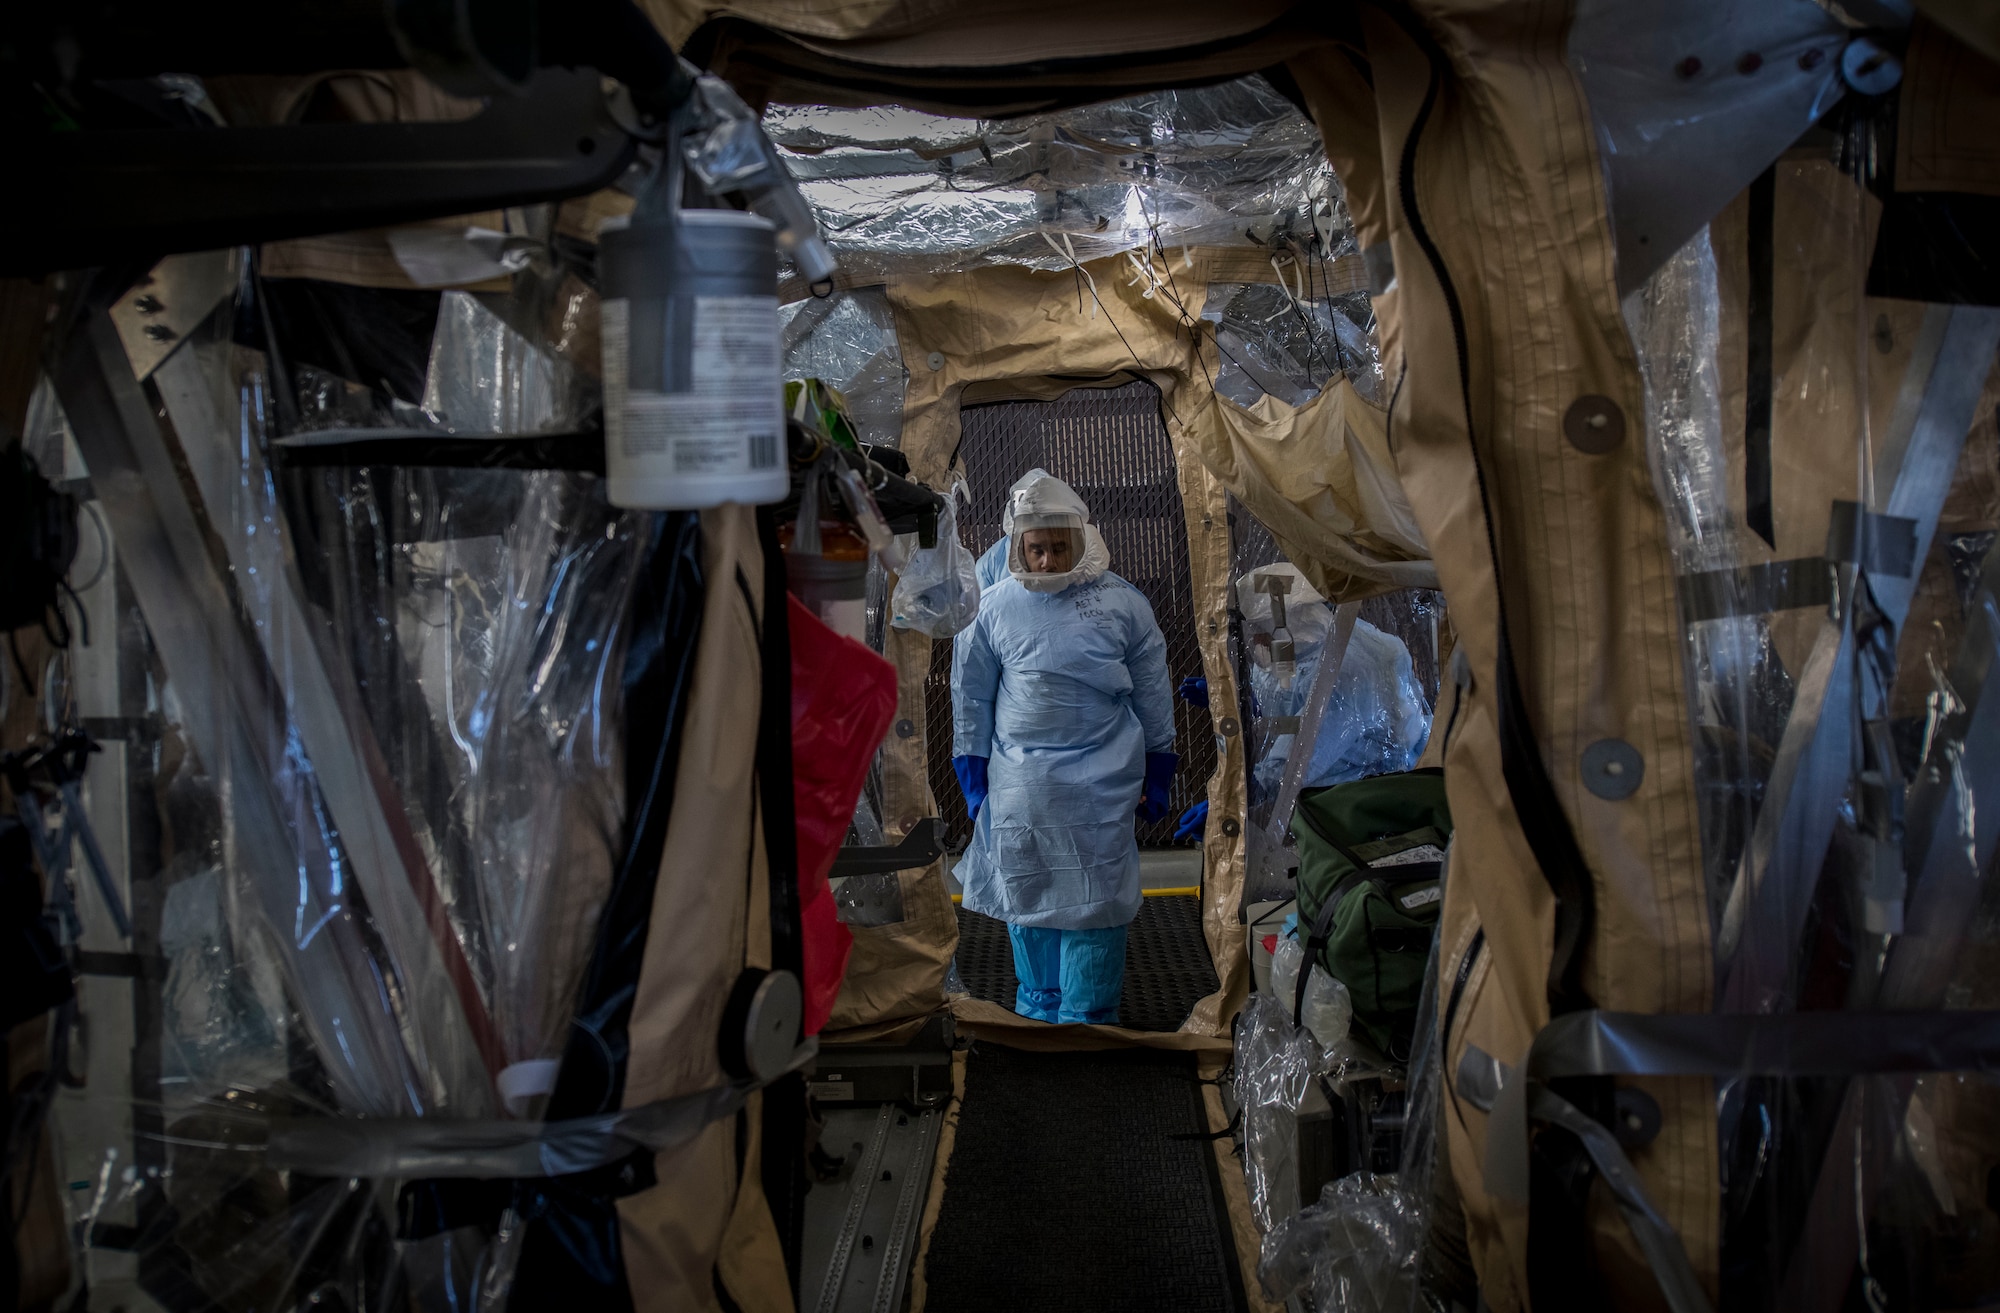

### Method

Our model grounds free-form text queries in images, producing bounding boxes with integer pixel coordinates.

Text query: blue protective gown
[974,536,1009,591]
[951,570,1176,932]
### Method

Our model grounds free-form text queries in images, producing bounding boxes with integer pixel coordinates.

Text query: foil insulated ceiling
[765,75,1348,281]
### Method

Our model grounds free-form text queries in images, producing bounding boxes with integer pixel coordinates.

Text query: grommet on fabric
[1563,395,1625,454]
[1581,738,1645,800]
[1841,36,1901,95]
[1612,1086,1663,1149]
[1218,717,1239,737]
[1221,818,1241,837]
[895,718,916,739]
[742,970,802,1082]
[926,351,944,371]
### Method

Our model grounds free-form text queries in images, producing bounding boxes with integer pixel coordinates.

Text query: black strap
[1746,165,1777,548]
[1295,884,1350,1028]
[1291,800,1384,1026]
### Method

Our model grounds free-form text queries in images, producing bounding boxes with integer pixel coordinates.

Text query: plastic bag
[1249,616,1431,801]
[1257,1173,1423,1309]
[890,478,980,638]
[789,594,899,1034]
[1234,990,1338,1232]
[1268,933,1355,1051]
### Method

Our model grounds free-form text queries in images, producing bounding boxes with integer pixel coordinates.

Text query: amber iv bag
[599,209,788,509]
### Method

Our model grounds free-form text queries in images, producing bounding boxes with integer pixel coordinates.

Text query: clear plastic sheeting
[1204,282,1385,409]
[421,289,588,434]
[764,75,1346,280]
[49,266,646,1310]
[1624,228,1791,917]
[271,217,603,443]
[282,464,636,1082]
[1246,615,1430,802]
[1229,561,1434,890]
[780,288,907,446]
[1257,1174,1423,1311]
[1234,990,1339,1234]
[1269,934,1355,1050]
[890,478,980,638]
[1253,897,1442,1312]
[1568,0,1848,293]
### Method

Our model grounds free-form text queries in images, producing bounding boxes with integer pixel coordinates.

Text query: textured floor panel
[954,894,1218,1033]
[922,1045,1245,1313]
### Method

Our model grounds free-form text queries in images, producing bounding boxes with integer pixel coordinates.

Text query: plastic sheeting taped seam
[264,1039,818,1179]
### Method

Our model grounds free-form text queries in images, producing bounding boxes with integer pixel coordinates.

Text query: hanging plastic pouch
[789,594,899,1033]
[890,478,980,638]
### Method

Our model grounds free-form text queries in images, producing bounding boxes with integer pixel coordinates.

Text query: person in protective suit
[951,469,1178,1024]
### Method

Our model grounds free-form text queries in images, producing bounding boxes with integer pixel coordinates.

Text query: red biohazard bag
[788,594,897,1034]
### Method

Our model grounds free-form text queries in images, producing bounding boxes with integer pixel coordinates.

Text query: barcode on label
[749,430,778,469]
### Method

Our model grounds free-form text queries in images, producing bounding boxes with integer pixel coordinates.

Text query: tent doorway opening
[923,377,1215,854]
[923,377,1221,1035]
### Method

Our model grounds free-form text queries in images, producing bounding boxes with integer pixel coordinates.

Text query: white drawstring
[1271,252,1305,307]
[1041,230,1100,319]
[1124,248,1163,299]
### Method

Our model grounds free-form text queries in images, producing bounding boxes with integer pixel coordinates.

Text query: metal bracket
[3,67,635,277]
[831,818,943,878]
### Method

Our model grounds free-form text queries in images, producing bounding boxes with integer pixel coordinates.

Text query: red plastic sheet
[788,593,898,1034]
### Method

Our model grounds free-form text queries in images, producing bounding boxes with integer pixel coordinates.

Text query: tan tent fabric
[1172,441,1256,1042]
[670,1,1343,115]
[817,251,1435,1046]
[1896,14,2000,196]
[824,625,961,1036]
[1179,375,1437,601]
[948,996,1231,1052]
[616,506,793,1311]
[1287,37,1393,299]
[1292,10,1720,1307]
[647,0,1288,51]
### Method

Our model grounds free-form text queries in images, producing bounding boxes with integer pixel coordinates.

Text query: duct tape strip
[264,1039,817,1179]
[1826,500,1920,578]
[1484,1010,2000,1205]
[1679,557,1834,622]
[1480,1011,2000,1313]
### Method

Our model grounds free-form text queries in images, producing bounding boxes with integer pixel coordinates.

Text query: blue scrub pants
[1007,923,1129,1024]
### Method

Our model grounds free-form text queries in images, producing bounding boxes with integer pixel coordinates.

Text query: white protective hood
[1002,468,1112,594]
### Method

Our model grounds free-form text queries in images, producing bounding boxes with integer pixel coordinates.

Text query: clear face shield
[1007,512,1089,592]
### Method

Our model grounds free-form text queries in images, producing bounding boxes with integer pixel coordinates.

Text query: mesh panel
[924,379,1214,849]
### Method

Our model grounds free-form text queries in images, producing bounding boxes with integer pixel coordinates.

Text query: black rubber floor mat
[954,895,1219,1033]
[922,1046,1246,1313]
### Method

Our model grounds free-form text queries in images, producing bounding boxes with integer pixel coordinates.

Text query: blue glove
[953,755,989,822]
[1176,676,1209,708]
[1174,799,1209,842]
[1137,751,1179,823]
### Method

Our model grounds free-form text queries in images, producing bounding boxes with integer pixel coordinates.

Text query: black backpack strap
[1291,802,1389,1029]
[1294,864,1372,1028]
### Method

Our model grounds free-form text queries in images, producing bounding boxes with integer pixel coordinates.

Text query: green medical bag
[1289,768,1452,1058]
